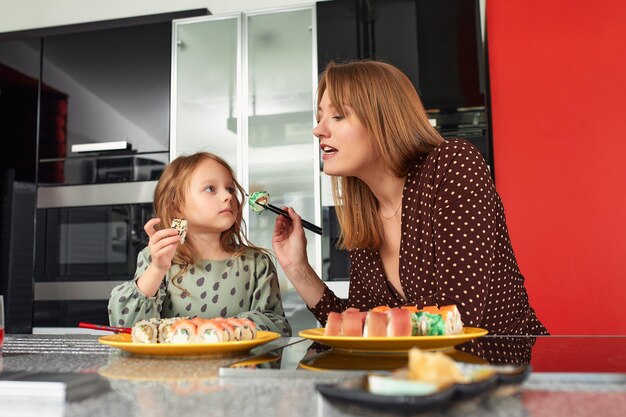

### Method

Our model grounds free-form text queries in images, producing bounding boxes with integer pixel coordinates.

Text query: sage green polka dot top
[108,247,291,336]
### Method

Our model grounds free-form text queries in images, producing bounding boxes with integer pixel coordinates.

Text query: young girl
[108,152,291,336]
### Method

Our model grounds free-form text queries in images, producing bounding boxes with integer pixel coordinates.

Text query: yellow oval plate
[298,327,488,353]
[99,331,281,356]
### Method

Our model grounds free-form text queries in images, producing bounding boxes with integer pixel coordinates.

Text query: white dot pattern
[311,139,548,335]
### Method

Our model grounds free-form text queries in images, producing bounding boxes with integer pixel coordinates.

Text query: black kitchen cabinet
[0,10,207,332]
[316,0,491,170]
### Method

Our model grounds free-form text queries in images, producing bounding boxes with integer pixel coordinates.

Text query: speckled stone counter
[0,334,625,417]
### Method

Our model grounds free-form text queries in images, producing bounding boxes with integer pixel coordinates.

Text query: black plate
[317,382,455,414]
[316,365,530,414]
[494,364,532,385]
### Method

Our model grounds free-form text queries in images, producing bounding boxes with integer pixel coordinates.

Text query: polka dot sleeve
[236,253,292,336]
[107,247,166,327]
[430,140,496,326]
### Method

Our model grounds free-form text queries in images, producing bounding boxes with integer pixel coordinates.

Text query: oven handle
[37,181,157,208]
[71,141,130,153]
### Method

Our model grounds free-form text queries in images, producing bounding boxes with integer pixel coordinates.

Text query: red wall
[487,1,626,334]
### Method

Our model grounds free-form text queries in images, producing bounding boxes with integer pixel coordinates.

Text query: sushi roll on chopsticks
[249,191,271,213]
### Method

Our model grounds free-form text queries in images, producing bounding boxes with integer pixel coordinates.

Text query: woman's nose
[313,121,326,139]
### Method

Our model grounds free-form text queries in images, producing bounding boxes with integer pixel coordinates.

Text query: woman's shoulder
[435,138,482,159]
[414,138,487,174]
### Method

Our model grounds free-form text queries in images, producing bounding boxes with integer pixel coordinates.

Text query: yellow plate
[298,327,488,353]
[99,331,281,356]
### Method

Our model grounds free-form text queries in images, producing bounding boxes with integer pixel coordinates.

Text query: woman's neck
[360,169,406,218]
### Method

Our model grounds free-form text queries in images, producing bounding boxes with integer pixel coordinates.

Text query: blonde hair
[153,152,266,290]
[318,60,445,250]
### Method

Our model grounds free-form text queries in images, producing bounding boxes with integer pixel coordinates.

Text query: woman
[272,60,547,335]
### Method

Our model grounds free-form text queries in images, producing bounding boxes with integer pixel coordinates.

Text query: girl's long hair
[318,60,445,250]
[153,152,266,290]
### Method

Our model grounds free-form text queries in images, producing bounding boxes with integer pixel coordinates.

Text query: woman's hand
[272,207,325,308]
[271,207,309,273]
[144,218,181,272]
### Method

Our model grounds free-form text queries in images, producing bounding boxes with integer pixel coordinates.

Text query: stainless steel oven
[33,181,157,328]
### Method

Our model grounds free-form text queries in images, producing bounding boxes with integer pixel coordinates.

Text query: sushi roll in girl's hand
[249,191,271,213]
[171,218,188,244]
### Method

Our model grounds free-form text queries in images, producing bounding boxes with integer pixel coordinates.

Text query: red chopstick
[79,322,132,334]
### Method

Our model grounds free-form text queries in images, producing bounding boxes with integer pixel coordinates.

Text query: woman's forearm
[283,263,326,308]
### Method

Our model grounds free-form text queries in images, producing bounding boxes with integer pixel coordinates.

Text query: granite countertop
[0,334,625,417]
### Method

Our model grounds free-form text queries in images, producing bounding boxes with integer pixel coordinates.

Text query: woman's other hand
[144,218,180,272]
[272,207,325,308]
[271,207,309,273]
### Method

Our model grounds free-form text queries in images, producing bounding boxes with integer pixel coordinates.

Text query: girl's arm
[108,247,167,327]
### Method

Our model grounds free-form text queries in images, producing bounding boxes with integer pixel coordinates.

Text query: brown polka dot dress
[108,247,292,336]
[310,139,548,335]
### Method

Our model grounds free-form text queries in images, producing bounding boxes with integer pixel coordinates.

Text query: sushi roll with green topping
[249,191,271,213]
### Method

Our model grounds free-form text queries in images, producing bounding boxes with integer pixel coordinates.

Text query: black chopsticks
[256,202,323,235]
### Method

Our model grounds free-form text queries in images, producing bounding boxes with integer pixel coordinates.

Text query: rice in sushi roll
[131,318,160,343]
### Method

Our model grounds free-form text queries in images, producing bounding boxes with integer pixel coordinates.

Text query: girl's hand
[144,218,181,272]
[271,207,309,272]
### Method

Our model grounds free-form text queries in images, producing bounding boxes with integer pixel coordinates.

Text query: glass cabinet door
[172,15,240,171]
[245,8,320,284]
[172,7,320,330]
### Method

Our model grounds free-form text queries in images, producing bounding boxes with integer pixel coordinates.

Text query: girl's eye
[331,115,344,121]
[227,187,236,194]
[204,186,215,192]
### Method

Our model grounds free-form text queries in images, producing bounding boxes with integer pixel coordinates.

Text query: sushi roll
[237,318,258,340]
[341,309,363,336]
[413,312,446,336]
[171,218,188,244]
[212,318,236,341]
[131,318,160,343]
[325,312,343,336]
[225,318,245,341]
[158,317,184,343]
[387,308,413,337]
[363,311,388,337]
[170,319,198,343]
[249,191,271,213]
[439,305,464,334]
[196,319,229,343]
